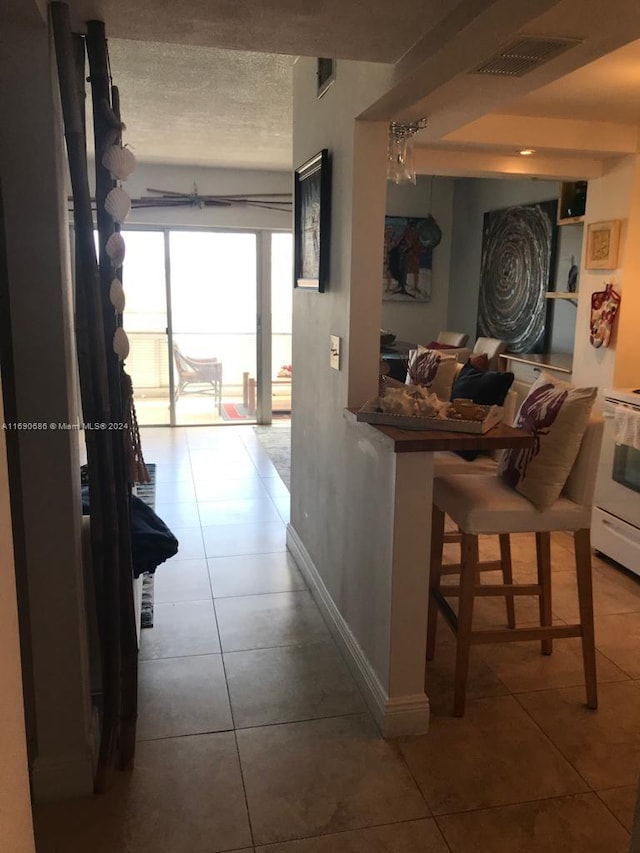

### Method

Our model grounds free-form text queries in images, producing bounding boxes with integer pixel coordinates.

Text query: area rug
[221,402,251,420]
[132,464,156,629]
[253,424,291,488]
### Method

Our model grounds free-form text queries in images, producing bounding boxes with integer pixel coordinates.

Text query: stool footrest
[441,559,503,575]
[471,624,582,644]
[440,583,541,597]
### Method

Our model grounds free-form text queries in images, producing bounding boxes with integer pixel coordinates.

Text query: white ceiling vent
[471,37,581,77]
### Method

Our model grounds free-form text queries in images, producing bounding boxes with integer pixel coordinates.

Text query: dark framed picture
[294,149,331,292]
[477,200,558,353]
[317,58,335,98]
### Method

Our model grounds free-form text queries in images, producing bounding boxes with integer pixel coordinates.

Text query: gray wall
[382,175,454,345]
[448,177,581,354]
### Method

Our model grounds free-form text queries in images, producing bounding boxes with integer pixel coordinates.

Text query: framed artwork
[585,220,621,270]
[382,215,442,302]
[317,58,335,98]
[294,149,331,292]
[477,200,558,354]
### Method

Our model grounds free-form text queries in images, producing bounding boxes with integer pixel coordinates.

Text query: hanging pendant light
[387,119,427,185]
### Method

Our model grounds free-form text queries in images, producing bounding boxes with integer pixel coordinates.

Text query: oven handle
[600,516,640,545]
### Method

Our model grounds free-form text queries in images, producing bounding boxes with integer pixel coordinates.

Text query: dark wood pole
[50,2,122,793]
[85,18,138,775]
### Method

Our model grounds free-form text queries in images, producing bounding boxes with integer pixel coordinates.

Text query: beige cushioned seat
[433,473,592,534]
[428,418,603,717]
[437,330,469,348]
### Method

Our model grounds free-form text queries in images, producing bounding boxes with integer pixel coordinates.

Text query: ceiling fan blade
[145,187,191,197]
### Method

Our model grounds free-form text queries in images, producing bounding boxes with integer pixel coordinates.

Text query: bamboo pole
[111,82,138,770]
[85,21,138,772]
[50,2,121,793]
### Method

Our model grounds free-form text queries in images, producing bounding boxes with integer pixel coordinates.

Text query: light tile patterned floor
[35,425,639,852]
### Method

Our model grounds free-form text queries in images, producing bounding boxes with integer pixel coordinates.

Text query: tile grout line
[510,690,596,792]
[251,815,455,851]
[431,789,627,820]
[593,789,634,836]
[201,456,258,850]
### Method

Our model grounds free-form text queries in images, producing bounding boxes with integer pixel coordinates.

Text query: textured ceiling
[72,0,640,170]
[68,0,460,62]
[108,40,294,169]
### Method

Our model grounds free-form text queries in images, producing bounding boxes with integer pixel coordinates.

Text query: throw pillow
[451,362,514,462]
[498,372,597,511]
[468,353,489,372]
[451,361,515,407]
[425,340,462,351]
[405,346,458,400]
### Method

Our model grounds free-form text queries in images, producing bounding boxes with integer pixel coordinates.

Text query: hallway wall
[0,384,35,852]
[1,5,95,802]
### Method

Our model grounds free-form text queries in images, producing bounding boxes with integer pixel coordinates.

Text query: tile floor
[35,425,639,852]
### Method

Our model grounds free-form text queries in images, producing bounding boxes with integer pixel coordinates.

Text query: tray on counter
[356,398,504,433]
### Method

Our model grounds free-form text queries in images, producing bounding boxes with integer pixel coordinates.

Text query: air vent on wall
[471,36,581,77]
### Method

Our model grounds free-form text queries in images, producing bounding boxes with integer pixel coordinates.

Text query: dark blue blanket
[81,487,179,578]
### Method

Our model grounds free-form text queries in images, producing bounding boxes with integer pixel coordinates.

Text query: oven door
[594,402,640,529]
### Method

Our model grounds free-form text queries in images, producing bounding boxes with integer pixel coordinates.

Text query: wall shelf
[545,292,578,299]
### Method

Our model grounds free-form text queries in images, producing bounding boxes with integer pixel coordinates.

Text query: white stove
[592,388,640,577]
[602,388,640,407]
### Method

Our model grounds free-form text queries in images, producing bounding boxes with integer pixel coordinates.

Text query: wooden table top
[347,408,534,454]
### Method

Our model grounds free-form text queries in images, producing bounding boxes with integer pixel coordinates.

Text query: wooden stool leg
[454,533,478,717]
[499,534,516,629]
[574,528,598,710]
[426,506,445,662]
[536,532,553,655]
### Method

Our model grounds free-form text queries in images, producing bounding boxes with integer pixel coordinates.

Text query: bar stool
[427,418,603,717]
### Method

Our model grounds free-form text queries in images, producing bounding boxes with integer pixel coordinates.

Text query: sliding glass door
[169,231,257,426]
[117,226,289,426]
[271,233,293,415]
[120,230,170,425]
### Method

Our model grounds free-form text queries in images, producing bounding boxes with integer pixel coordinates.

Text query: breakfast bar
[341,408,534,735]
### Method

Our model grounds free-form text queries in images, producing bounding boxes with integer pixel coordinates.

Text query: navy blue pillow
[451,362,514,461]
[451,362,514,406]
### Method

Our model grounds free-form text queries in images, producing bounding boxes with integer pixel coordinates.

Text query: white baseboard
[286,525,429,738]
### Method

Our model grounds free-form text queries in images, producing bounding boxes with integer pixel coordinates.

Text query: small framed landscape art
[585,220,621,270]
[294,148,331,292]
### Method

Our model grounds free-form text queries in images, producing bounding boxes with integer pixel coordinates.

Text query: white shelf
[545,292,578,299]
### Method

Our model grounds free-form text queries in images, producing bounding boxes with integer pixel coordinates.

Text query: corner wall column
[0,7,95,800]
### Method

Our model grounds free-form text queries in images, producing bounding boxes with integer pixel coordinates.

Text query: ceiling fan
[131,184,292,214]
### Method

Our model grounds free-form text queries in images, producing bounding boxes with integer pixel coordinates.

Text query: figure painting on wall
[382,215,442,302]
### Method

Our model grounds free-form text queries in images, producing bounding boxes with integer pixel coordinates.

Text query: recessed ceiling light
[519,148,536,156]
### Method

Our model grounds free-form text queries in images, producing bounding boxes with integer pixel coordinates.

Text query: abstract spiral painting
[477,200,558,353]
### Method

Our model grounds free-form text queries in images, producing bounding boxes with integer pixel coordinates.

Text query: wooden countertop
[499,352,573,374]
[346,408,534,454]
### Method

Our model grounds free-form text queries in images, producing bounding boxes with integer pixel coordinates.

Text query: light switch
[330,335,341,370]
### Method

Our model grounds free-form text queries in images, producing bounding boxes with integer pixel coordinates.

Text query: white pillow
[405,346,458,401]
[498,372,597,510]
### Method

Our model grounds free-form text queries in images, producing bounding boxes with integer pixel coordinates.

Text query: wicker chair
[173,344,222,413]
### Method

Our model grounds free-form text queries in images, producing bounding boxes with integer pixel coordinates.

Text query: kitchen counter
[500,352,573,374]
